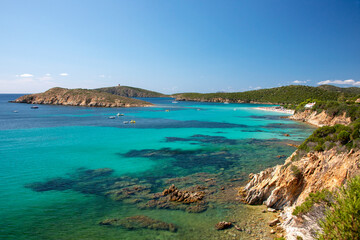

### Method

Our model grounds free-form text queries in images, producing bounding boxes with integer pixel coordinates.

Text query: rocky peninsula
[11,87,153,108]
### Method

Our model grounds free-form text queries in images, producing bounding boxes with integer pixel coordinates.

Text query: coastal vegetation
[294,176,360,239]
[318,176,360,240]
[174,85,360,104]
[292,189,333,216]
[296,120,360,153]
[96,85,167,98]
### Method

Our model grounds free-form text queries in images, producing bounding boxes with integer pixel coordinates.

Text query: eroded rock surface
[241,149,360,239]
[290,110,351,127]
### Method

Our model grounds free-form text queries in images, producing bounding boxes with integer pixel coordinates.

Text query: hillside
[96,85,167,98]
[317,84,360,95]
[174,85,360,105]
[12,87,153,108]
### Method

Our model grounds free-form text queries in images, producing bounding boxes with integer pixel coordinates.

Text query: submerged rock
[163,184,205,203]
[99,215,178,232]
[215,221,232,230]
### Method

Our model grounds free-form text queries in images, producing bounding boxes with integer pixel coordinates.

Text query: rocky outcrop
[241,149,360,239]
[162,184,205,203]
[289,110,351,127]
[139,184,208,213]
[11,87,153,108]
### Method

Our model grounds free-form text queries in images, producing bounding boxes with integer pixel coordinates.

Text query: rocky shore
[11,87,153,108]
[242,110,358,239]
[289,109,351,127]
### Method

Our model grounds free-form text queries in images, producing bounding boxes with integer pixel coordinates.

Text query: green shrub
[292,189,332,216]
[290,165,302,179]
[314,144,324,152]
[337,130,350,144]
[318,176,360,240]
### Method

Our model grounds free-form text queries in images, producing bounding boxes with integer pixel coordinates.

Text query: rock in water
[215,221,232,230]
[99,215,178,232]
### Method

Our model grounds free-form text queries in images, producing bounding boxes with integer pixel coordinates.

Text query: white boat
[117,113,124,116]
[13,110,18,113]
[123,121,129,124]
[108,116,116,119]
[224,102,229,104]
[172,101,178,104]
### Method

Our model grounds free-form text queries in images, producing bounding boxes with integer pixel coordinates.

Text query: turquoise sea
[0,95,315,240]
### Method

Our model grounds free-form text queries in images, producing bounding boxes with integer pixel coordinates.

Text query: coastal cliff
[241,148,360,239]
[289,110,351,127]
[241,110,360,239]
[12,87,153,108]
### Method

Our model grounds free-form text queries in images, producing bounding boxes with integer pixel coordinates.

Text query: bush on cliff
[292,189,332,216]
[318,176,360,240]
[298,120,360,153]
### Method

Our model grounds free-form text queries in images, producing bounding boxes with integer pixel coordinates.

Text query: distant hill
[317,85,360,95]
[96,85,167,98]
[174,85,360,104]
[12,87,153,108]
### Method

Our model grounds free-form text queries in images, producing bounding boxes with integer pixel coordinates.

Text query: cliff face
[241,149,360,239]
[12,87,153,108]
[289,110,351,127]
[243,149,360,209]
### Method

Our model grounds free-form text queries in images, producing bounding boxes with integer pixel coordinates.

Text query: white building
[304,102,316,108]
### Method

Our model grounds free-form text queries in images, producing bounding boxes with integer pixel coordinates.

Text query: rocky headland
[11,87,153,108]
[241,110,359,239]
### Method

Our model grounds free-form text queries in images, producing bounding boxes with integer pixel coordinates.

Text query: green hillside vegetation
[96,85,167,98]
[318,84,360,95]
[175,85,360,105]
[293,120,360,157]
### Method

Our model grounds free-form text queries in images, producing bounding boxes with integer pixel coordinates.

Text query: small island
[11,87,153,108]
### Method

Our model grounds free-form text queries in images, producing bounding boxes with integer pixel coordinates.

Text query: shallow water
[0,95,315,239]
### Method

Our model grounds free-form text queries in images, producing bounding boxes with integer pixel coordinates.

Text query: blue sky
[0,0,360,93]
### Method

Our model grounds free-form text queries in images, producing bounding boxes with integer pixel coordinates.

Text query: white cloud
[249,86,262,90]
[59,73,68,76]
[19,73,33,78]
[45,73,51,76]
[317,79,360,86]
[293,80,310,84]
[99,74,105,78]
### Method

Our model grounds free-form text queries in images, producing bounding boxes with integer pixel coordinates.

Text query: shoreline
[252,106,295,115]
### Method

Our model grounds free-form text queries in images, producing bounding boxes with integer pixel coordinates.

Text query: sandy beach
[253,107,295,114]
